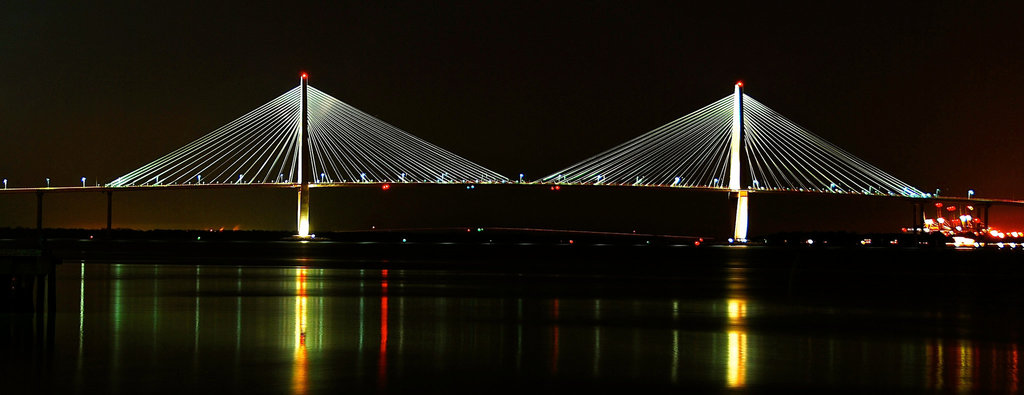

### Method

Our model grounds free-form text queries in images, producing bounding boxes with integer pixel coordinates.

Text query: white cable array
[541,96,735,187]
[305,87,508,183]
[108,84,508,187]
[541,92,925,197]
[108,87,303,186]
[742,95,924,197]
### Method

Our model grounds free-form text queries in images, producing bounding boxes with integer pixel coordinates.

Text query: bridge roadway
[1,183,1021,234]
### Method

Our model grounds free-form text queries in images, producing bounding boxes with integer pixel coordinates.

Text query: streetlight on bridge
[968,189,975,199]
[46,178,50,188]
[81,177,86,187]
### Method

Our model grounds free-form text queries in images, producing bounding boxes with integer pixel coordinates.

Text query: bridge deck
[0,183,1021,207]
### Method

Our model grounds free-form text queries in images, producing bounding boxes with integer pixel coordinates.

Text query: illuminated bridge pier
[104,73,508,237]
[541,82,931,241]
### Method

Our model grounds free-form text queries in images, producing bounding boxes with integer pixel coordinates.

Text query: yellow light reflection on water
[958,340,973,392]
[727,299,747,325]
[928,341,945,390]
[292,268,308,395]
[726,298,748,388]
[727,331,747,388]
[724,262,749,389]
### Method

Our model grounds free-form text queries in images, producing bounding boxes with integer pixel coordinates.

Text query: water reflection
[594,299,601,379]
[379,269,388,390]
[292,268,308,394]
[725,262,749,388]
[6,263,1020,393]
[919,338,1021,392]
[552,298,560,376]
[1013,344,1020,393]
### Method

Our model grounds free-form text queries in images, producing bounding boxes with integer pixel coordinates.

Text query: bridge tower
[730,82,749,242]
[297,73,311,237]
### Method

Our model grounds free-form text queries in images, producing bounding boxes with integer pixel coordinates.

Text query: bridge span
[1,75,1014,238]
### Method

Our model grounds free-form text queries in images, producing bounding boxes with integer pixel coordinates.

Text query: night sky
[1,2,1023,235]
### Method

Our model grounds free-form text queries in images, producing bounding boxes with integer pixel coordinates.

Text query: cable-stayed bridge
[1,76,1019,239]
[539,83,929,241]
[107,76,507,187]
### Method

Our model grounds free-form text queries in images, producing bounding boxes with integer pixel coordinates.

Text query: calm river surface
[3,245,1023,393]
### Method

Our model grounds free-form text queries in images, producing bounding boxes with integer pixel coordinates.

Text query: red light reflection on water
[552,299,560,375]
[922,339,1023,392]
[1011,344,1019,393]
[379,269,389,389]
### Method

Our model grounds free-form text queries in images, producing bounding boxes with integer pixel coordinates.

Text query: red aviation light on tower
[736,81,743,87]
[301,72,308,79]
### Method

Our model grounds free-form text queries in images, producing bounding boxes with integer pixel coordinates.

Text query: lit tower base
[296,73,311,238]
[730,82,748,243]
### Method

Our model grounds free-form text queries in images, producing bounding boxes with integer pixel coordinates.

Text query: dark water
[3,247,1024,393]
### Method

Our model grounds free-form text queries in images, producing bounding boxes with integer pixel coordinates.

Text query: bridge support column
[729,82,748,243]
[298,186,310,237]
[911,202,921,234]
[36,191,43,232]
[296,72,311,237]
[106,191,113,236]
[733,191,749,242]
